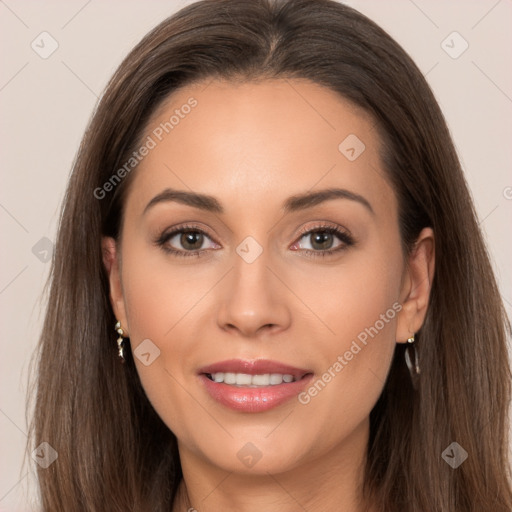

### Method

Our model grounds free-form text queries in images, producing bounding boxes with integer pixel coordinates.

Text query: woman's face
[104,79,433,476]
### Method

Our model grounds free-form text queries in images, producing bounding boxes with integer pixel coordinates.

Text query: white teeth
[253,374,271,386]
[236,373,253,386]
[208,372,297,386]
[224,372,236,384]
[269,373,283,385]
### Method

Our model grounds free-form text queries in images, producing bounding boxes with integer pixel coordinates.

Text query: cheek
[121,235,214,340]
[292,237,402,352]
[291,242,402,442]
[119,241,219,436]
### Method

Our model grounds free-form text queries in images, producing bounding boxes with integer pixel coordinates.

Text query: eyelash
[154,222,355,259]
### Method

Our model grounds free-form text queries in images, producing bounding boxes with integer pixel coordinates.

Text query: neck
[173,418,375,512]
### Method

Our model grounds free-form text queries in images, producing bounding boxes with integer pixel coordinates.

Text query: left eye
[291,227,353,253]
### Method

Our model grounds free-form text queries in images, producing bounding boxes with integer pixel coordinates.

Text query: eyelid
[295,221,351,238]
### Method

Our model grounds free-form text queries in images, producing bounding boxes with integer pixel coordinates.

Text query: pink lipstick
[198,359,313,413]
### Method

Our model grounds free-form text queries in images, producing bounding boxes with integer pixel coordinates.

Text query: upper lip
[198,359,312,380]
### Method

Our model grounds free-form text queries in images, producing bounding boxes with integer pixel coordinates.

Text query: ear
[102,236,129,335]
[396,227,435,343]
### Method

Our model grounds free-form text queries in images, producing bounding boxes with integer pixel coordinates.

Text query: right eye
[155,224,220,258]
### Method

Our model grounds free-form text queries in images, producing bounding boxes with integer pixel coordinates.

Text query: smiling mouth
[198,359,314,412]
[204,372,309,387]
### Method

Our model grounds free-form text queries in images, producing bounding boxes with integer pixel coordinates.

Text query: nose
[216,249,291,338]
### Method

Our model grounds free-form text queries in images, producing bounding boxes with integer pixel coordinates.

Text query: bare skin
[102,79,435,512]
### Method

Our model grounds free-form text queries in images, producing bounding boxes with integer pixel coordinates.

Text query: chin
[186,431,313,475]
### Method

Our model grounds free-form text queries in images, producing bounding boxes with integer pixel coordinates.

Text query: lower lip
[199,374,314,413]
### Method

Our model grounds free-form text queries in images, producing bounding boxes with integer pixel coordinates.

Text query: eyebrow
[143,187,374,216]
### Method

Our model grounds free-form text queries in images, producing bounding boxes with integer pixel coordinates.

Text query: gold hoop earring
[115,321,126,363]
[405,333,420,388]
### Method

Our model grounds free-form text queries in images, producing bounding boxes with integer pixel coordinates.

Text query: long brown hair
[27,0,512,510]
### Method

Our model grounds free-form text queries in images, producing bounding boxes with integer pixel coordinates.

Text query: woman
[28,0,512,510]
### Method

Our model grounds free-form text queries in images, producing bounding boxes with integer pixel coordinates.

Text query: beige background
[1,0,511,510]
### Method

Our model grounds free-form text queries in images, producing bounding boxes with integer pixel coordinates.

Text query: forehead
[124,78,394,218]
